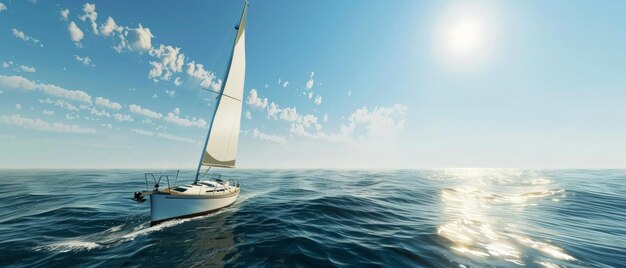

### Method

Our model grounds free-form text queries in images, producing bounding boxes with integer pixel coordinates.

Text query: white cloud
[283,81,289,88]
[173,107,180,115]
[131,128,153,136]
[186,61,221,91]
[245,89,268,109]
[149,45,185,81]
[0,3,7,12]
[348,90,352,97]
[280,107,299,122]
[164,111,207,128]
[267,102,280,119]
[128,104,162,119]
[174,77,182,86]
[43,110,54,116]
[100,123,112,129]
[158,132,198,144]
[1,114,95,133]
[15,104,21,110]
[79,3,98,34]
[59,9,69,21]
[2,61,11,68]
[100,16,121,37]
[39,98,79,112]
[314,95,322,105]
[151,93,158,99]
[306,72,315,90]
[95,97,122,110]
[12,28,43,47]
[0,75,92,103]
[142,118,152,124]
[308,92,313,99]
[324,114,328,122]
[66,113,78,120]
[252,128,287,144]
[340,104,408,143]
[113,113,133,122]
[68,21,84,43]
[74,55,93,66]
[85,106,111,118]
[165,89,175,97]
[245,111,252,119]
[127,24,153,52]
[19,65,36,73]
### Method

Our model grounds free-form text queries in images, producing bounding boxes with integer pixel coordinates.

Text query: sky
[0,0,625,169]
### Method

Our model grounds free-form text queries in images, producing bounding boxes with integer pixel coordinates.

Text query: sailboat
[133,1,248,226]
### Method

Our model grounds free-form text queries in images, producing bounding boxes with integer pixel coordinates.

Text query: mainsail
[198,2,247,171]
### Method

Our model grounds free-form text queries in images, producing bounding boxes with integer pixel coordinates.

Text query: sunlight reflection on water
[436,169,572,266]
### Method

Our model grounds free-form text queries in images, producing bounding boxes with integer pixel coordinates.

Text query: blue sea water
[0,169,624,267]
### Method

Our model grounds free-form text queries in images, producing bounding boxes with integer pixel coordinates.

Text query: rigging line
[170,6,243,175]
[201,88,242,102]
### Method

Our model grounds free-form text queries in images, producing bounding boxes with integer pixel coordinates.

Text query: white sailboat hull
[149,189,239,225]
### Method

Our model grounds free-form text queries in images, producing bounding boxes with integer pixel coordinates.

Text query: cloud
[113,113,133,122]
[74,55,93,66]
[19,65,36,73]
[252,128,287,144]
[283,81,289,88]
[132,129,200,144]
[131,128,153,136]
[245,89,268,109]
[100,16,121,37]
[59,9,69,21]
[127,24,153,52]
[164,111,207,128]
[15,104,21,110]
[280,107,299,122]
[39,98,79,112]
[95,97,122,110]
[186,61,221,91]
[174,77,182,86]
[43,110,54,116]
[149,45,185,81]
[11,28,43,47]
[0,75,92,103]
[85,106,111,118]
[173,107,180,115]
[157,133,198,144]
[340,104,408,143]
[1,114,95,133]
[165,89,175,97]
[2,61,11,68]
[79,3,98,34]
[68,21,84,43]
[128,104,162,119]
[267,102,280,119]
[348,90,352,97]
[306,72,315,90]
[0,3,7,12]
[314,95,322,105]
[324,114,328,122]
[245,111,252,119]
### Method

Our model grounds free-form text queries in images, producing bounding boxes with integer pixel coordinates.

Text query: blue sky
[0,0,625,169]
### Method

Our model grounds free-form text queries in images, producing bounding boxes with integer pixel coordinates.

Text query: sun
[433,2,500,70]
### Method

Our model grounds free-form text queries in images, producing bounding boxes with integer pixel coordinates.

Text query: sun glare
[433,2,500,70]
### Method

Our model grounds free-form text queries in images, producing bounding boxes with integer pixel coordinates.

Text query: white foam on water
[34,240,102,253]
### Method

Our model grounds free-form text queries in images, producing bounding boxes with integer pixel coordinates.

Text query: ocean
[0,169,624,267]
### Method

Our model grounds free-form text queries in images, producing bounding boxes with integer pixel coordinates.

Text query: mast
[194,1,248,184]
